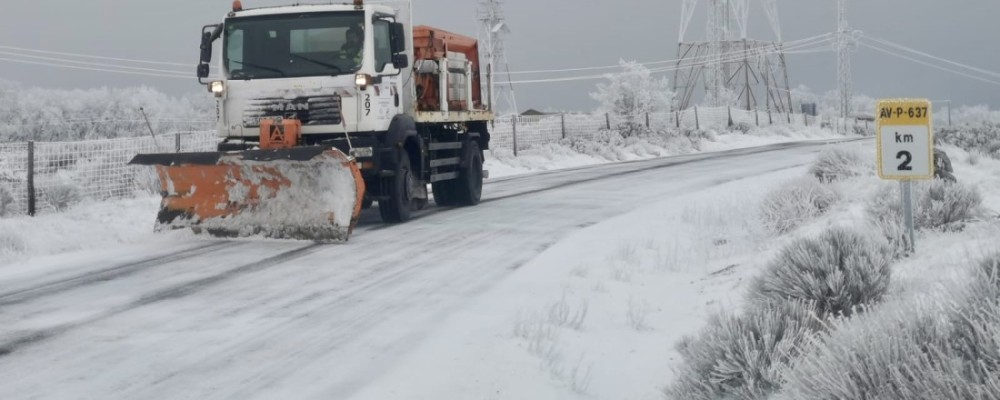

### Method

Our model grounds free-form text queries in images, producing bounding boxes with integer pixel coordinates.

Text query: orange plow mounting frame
[131,146,365,241]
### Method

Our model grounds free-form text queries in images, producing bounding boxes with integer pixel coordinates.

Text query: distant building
[520,109,549,116]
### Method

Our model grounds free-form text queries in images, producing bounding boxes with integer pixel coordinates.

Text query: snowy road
[0,139,856,399]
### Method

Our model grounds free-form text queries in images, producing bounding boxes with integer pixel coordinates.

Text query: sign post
[876,99,934,253]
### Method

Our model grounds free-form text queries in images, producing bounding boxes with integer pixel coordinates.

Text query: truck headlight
[350,147,374,158]
[355,73,373,90]
[210,81,225,97]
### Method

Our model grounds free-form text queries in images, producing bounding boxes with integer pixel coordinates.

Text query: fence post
[175,132,181,153]
[27,141,36,217]
[727,106,733,127]
[786,112,791,124]
[561,113,566,139]
[768,110,773,125]
[694,107,700,130]
[605,113,611,130]
[755,110,760,127]
[645,113,650,129]
[512,115,518,157]
[947,100,952,126]
[804,113,808,127]
[676,111,681,128]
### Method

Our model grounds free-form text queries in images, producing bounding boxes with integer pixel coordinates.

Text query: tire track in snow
[0,241,237,306]
[0,243,326,358]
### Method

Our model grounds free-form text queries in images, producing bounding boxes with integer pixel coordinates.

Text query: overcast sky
[0,0,997,112]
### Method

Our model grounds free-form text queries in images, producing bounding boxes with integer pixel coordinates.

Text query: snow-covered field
[1,124,995,399]
[485,125,841,178]
[355,144,1000,400]
[0,126,844,265]
[0,138,848,399]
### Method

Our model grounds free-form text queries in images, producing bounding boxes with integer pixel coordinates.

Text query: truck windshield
[224,11,364,80]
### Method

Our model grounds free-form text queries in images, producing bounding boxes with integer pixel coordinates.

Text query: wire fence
[489,106,874,154]
[0,131,218,217]
[0,107,874,217]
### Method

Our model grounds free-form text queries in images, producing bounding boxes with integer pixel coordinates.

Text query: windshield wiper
[290,54,344,75]
[229,60,286,77]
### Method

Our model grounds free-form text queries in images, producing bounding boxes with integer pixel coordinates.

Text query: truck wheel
[455,141,483,206]
[379,151,413,223]
[432,182,456,207]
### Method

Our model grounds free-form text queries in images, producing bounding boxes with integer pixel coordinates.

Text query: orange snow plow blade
[129,146,364,241]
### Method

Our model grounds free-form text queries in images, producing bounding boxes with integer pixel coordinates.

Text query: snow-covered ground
[485,125,842,178]
[0,126,845,266]
[0,139,848,399]
[352,165,798,400]
[354,143,1000,400]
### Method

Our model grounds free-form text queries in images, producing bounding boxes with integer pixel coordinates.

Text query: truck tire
[454,141,483,206]
[379,151,413,223]
[432,180,458,207]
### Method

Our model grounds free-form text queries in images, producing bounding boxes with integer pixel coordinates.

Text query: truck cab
[197,1,493,223]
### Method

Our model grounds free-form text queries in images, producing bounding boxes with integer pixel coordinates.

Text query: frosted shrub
[938,123,1000,159]
[776,301,987,400]
[759,177,839,234]
[949,254,1000,378]
[44,180,82,211]
[731,121,754,134]
[778,254,1000,400]
[915,179,982,231]
[809,147,869,182]
[665,301,823,400]
[867,180,982,233]
[748,228,893,318]
[590,60,674,138]
[0,186,14,217]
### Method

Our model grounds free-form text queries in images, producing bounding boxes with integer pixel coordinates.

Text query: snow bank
[485,125,845,178]
[351,165,807,400]
[0,196,161,267]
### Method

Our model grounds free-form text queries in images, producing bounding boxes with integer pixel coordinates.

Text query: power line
[0,56,194,80]
[0,50,191,76]
[859,42,1000,86]
[504,33,834,76]
[497,36,834,85]
[0,44,190,67]
[864,36,1000,80]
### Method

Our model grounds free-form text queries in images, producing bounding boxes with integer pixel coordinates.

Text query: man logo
[269,102,310,112]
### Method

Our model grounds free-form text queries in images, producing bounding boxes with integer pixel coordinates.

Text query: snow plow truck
[131,0,493,241]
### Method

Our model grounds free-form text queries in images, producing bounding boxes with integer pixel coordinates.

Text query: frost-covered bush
[731,121,754,134]
[937,122,1000,159]
[759,177,840,234]
[866,180,982,233]
[665,301,823,400]
[0,185,14,217]
[43,176,82,211]
[949,253,1000,379]
[916,179,982,230]
[809,147,870,182]
[590,61,674,138]
[748,228,893,318]
[778,253,1000,400]
[776,301,987,400]
[0,79,213,142]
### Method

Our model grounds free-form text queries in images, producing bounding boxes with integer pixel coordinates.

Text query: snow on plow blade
[129,147,365,241]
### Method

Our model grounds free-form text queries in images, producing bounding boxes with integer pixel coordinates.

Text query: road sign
[876,99,934,180]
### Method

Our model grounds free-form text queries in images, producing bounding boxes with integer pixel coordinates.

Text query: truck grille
[242,94,342,127]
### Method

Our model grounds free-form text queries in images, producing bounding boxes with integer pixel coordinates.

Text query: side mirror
[201,31,214,63]
[197,64,210,79]
[390,22,407,54]
[198,24,222,82]
[392,53,409,69]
